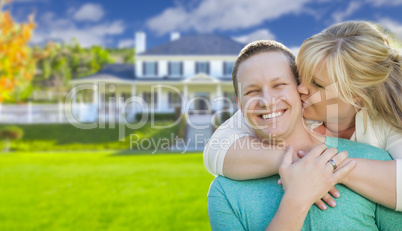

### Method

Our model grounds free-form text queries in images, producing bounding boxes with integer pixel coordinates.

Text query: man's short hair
[232,40,298,97]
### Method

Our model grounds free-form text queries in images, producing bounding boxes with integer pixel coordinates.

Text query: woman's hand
[298,149,341,210]
[278,144,356,209]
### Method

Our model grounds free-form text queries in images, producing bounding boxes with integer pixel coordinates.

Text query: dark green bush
[135,113,176,121]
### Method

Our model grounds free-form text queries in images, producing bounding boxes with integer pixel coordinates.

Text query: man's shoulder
[325,137,392,160]
[210,176,272,189]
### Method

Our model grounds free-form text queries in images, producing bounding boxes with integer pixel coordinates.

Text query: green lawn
[0,122,180,151]
[0,151,214,231]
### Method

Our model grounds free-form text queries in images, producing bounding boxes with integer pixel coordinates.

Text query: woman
[204,21,402,210]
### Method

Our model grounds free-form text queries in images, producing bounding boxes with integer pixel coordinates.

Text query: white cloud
[118,39,135,48]
[289,46,300,56]
[146,0,312,35]
[73,3,105,22]
[377,18,402,41]
[32,10,125,47]
[232,29,276,44]
[332,2,362,23]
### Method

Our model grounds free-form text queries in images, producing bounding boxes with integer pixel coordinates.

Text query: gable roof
[139,34,245,56]
[70,64,134,84]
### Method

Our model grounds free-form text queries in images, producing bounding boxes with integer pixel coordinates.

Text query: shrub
[0,126,24,140]
[135,113,176,122]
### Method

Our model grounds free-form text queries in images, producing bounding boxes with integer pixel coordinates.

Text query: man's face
[237,52,302,140]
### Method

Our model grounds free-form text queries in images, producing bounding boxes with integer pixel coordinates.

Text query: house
[69,32,244,122]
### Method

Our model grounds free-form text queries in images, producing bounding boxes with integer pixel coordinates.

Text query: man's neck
[261,118,324,152]
[285,121,324,152]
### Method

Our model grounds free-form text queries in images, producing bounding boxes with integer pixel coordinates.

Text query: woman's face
[297,64,357,125]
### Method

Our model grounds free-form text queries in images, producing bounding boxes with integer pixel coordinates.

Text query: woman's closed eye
[312,80,324,88]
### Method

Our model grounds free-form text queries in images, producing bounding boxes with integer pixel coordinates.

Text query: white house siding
[210,61,223,77]
[183,61,195,77]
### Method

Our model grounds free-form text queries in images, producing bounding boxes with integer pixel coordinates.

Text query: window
[143,62,158,76]
[196,62,209,74]
[169,62,182,76]
[224,62,235,76]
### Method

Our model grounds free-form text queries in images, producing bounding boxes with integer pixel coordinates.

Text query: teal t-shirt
[207,137,402,231]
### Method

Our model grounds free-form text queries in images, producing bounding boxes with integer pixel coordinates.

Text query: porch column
[216,84,222,111]
[131,84,136,120]
[157,84,163,112]
[182,84,188,113]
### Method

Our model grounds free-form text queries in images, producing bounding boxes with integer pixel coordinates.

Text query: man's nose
[297,82,309,95]
[258,90,275,108]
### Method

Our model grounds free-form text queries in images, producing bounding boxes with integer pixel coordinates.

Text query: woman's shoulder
[355,110,401,150]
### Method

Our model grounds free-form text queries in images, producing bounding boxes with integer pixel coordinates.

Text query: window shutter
[206,62,210,75]
[223,62,226,76]
[195,62,198,73]
[142,62,146,76]
[168,62,171,75]
[155,62,159,76]
[180,62,183,76]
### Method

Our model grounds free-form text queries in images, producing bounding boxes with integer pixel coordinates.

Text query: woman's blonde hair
[297,21,402,131]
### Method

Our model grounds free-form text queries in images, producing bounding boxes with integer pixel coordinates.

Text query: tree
[32,40,115,96]
[0,0,36,102]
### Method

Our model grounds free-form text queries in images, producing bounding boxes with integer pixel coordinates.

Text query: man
[207,40,402,230]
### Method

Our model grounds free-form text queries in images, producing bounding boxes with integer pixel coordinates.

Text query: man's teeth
[262,111,283,119]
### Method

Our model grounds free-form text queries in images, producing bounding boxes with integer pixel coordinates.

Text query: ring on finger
[328,159,337,170]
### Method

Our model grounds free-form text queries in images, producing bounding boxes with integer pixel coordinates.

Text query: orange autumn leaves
[0,2,36,102]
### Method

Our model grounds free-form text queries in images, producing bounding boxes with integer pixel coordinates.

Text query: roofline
[136,55,238,61]
[69,79,234,85]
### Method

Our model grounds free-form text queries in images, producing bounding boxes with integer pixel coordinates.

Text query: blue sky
[7,0,402,52]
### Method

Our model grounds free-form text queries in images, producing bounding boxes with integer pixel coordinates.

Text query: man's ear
[236,96,242,111]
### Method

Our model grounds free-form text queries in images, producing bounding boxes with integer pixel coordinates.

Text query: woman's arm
[222,136,284,180]
[204,110,286,179]
[266,146,356,231]
[347,114,402,210]
[340,158,396,209]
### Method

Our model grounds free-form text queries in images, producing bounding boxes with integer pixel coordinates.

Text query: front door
[194,92,210,114]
